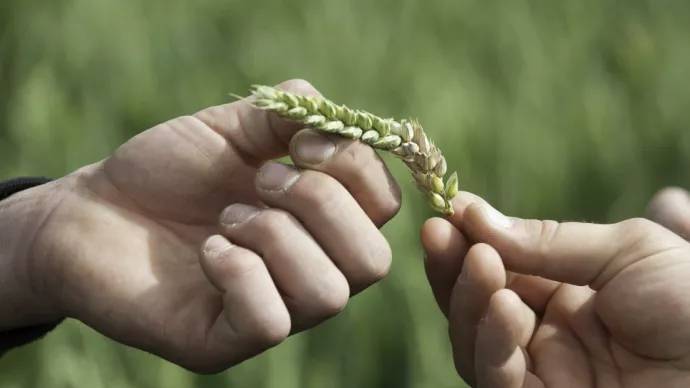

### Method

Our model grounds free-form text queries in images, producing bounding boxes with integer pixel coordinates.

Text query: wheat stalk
[232,85,459,215]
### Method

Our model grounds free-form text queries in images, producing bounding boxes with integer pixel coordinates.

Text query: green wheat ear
[231,85,458,215]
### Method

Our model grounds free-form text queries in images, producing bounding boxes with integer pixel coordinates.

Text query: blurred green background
[2,0,690,387]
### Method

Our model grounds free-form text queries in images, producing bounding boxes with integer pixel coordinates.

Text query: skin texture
[0,79,402,373]
[421,189,690,388]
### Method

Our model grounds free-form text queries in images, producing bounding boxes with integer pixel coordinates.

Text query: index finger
[450,192,689,289]
[288,128,402,227]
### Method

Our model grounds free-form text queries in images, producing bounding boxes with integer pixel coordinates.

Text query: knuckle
[353,237,393,289]
[375,192,402,224]
[615,217,668,249]
[311,281,350,317]
[170,340,238,375]
[245,315,291,347]
[533,219,562,259]
[166,312,290,375]
[619,217,658,234]
[223,310,291,353]
[366,240,393,281]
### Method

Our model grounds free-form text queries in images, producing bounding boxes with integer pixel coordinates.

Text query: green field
[2,1,690,387]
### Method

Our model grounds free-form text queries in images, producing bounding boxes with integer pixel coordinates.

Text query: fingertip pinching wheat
[233,85,458,215]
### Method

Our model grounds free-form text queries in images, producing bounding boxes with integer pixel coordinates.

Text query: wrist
[0,178,66,331]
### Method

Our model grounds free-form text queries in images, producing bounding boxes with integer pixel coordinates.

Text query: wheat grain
[233,85,458,215]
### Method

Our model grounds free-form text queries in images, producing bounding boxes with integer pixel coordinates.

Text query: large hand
[19,79,401,373]
[421,192,690,387]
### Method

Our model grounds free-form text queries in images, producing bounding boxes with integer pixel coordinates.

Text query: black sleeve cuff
[0,320,64,355]
[0,176,63,356]
[0,177,54,201]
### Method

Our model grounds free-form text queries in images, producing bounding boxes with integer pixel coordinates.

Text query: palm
[508,246,690,387]
[44,106,291,364]
[101,115,264,224]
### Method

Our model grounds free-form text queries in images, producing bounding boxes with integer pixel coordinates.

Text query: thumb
[461,200,688,289]
[194,79,323,162]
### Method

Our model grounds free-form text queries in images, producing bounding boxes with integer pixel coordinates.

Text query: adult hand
[1,79,401,373]
[421,192,690,387]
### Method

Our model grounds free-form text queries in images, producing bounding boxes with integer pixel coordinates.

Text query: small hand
[16,79,401,373]
[422,192,690,387]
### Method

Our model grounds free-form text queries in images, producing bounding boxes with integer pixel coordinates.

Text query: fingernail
[221,203,260,226]
[294,131,336,164]
[204,235,233,254]
[480,202,514,229]
[257,162,300,191]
